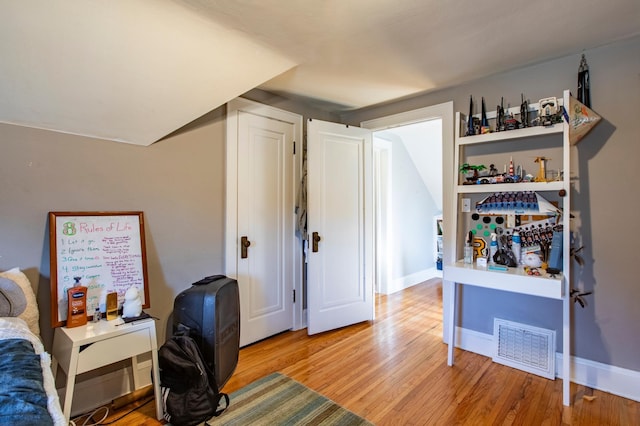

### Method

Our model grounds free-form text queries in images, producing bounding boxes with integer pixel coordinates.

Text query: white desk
[51,318,162,421]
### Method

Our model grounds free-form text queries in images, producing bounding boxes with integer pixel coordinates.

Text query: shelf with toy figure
[445,89,572,407]
[456,134,565,190]
[457,180,564,194]
[445,260,563,299]
[458,95,565,144]
[455,95,566,190]
[457,120,563,145]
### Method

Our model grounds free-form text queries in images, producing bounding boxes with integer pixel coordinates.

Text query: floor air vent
[493,318,556,379]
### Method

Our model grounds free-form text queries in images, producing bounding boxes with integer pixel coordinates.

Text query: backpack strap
[213,393,230,417]
[185,334,230,417]
[204,393,230,424]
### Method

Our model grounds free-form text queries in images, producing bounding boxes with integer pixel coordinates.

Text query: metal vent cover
[493,318,556,380]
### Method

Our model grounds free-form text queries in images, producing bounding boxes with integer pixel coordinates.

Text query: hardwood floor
[98,279,638,425]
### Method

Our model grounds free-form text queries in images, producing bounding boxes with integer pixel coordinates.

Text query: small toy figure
[481,97,491,134]
[523,252,543,268]
[525,266,541,276]
[534,156,550,182]
[493,234,518,267]
[520,94,530,128]
[122,286,143,318]
[533,97,564,127]
[504,113,520,130]
[496,98,506,131]
[467,95,475,136]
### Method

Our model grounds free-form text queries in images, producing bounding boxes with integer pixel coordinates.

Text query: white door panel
[307,119,374,335]
[236,111,294,346]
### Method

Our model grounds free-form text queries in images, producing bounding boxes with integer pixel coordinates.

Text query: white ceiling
[1,0,638,146]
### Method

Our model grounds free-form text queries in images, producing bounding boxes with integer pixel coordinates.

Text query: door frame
[225,97,304,332]
[373,137,393,294]
[361,101,454,342]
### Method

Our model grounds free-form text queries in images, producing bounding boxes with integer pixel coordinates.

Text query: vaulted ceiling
[1,0,638,146]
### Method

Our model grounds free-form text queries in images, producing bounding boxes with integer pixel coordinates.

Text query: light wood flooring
[97,279,638,425]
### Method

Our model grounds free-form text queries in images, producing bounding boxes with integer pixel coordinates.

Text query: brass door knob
[241,236,251,258]
[312,232,321,253]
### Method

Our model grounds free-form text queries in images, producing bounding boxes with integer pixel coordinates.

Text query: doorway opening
[372,119,443,295]
[361,101,454,341]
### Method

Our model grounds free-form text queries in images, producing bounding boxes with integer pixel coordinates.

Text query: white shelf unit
[446,261,563,299]
[435,214,443,269]
[444,90,572,406]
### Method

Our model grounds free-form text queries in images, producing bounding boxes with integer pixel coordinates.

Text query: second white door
[306,119,374,335]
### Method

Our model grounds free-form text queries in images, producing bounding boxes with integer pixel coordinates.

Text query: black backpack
[158,332,229,426]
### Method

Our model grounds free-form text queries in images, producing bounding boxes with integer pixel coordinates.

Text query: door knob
[241,236,251,258]
[312,232,321,252]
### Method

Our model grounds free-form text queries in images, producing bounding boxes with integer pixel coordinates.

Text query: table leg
[51,357,58,380]
[62,349,79,421]
[446,280,457,366]
[151,349,163,420]
[131,355,141,389]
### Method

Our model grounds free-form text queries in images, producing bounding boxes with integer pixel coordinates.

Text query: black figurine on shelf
[496,97,505,132]
[520,94,529,128]
[466,95,475,136]
[481,97,490,133]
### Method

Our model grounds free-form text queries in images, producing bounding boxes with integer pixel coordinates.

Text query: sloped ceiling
[0,1,296,146]
[1,0,639,146]
[376,120,443,211]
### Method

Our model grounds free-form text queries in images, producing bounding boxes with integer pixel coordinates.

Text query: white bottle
[512,231,522,265]
[99,289,107,316]
[489,233,498,263]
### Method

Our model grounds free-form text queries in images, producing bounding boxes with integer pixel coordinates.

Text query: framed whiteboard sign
[48,211,150,327]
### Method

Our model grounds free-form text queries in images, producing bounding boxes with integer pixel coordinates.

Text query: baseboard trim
[452,326,640,402]
[385,268,441,295]
[560,353,640,402]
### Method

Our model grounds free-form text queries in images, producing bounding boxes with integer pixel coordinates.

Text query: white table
[51,318,162,421]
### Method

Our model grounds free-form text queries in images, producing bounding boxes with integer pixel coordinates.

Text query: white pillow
[0,268,40,336]
[0,276,27,316]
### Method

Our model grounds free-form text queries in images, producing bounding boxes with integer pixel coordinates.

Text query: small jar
[463,244,474,264]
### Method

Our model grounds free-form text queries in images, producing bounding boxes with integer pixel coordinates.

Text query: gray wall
[342,35,640,371]
[1,36,638,374]
[389,141,437,277]
[1,108,227,350]
[0,91,335,352]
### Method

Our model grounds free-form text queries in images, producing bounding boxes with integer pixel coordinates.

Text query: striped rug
[206,372,373,425]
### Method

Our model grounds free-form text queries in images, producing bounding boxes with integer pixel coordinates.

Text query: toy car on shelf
[476,173,521,184]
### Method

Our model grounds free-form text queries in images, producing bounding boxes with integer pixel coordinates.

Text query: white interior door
[228,101,299,347]
[306,119,374,335]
